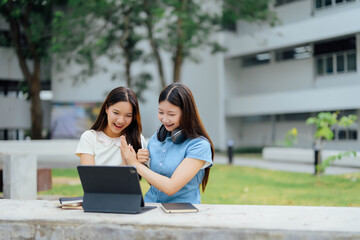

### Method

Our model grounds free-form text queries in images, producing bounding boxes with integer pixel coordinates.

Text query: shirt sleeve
[186,138,213,169]
[75,130,96,157]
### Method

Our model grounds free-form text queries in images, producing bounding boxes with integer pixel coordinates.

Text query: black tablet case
[77,165,150,214]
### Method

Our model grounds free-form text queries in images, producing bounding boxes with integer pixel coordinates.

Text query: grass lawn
[38,165,360,207]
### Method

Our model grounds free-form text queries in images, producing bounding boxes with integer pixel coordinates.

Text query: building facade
[222,0,360,151]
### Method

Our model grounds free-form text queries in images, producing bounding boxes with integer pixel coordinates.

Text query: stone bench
[0,168,52,192]
[0,200,359,240]
[0,140,79,200]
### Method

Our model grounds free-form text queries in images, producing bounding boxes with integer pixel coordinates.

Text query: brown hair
[159,83,214,192]
[91,86,142,152]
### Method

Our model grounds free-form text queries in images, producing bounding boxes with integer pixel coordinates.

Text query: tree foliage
[51,0,153,101]
[52,0,276,91]
[0,0,61,139]
[306,112,357,141]
[306,112,357,174]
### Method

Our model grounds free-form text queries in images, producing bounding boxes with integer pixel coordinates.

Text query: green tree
[144,0,277,85]
[52,0,276,91]
[306,112,357,175]
[51,0,152,100]
[0,0,61,139]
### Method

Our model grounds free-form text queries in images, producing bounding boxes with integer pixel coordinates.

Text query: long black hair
[91,86,142,152]
[159,83,214,191]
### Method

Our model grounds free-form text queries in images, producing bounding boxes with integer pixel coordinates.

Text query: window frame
[315,50,357,76]
[315,0,356,10]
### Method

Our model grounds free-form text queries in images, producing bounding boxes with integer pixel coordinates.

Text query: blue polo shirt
[144,133,213,204]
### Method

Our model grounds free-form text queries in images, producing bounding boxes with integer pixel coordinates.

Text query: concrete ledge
[263,147,360,168]
[0,140,79,200]
[0,140,79,168]
[0,200,359,240]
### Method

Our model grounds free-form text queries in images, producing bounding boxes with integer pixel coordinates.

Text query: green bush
[233,147,263,154]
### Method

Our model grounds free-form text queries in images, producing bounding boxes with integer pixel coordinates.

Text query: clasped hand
[120,136,149,165]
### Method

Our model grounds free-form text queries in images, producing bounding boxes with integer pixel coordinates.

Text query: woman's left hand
[120,136,138,165]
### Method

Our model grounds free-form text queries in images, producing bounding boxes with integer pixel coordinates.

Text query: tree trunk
[119,9,132,88]
[124,53,132,88]
[6,2,43,139]
[29,59,43,139]
[147,27,166,88]
[314,139,322,175]
[173,43,183,83]
[144,2,166,89]
[173,0,188,83]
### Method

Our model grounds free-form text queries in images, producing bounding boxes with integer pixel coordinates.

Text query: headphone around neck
[157,125,186,144]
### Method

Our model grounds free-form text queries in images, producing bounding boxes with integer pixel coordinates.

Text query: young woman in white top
[76,86,148,165]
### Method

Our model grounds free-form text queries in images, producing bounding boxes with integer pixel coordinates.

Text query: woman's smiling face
[104,101,133,138]
[158,100,182,132]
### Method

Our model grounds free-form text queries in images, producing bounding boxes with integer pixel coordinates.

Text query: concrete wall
[0,96,52,134]
[182,34,225,149]
[236,0,313,36]
[275,0,313,24]
[226,85,360,117]
[0,97,30,129]
[226,4,360,58]
[238,120,274,147]
[235,58,313,96]
[0,48,32,81]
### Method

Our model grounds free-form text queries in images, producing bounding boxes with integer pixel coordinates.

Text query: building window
[0,30,12,47]
[316,51,356,75]
[276,113,311,122]
[275,0,303,7]
[275,45,311,62]
[315,0,355,9]
[314,37,356,76]
[335,129,358,140]
[242,52,270,67]
[331,110,358,141]
[243,115,271,123]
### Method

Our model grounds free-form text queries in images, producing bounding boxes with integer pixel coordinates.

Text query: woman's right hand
[137,149,149,164]
[120,136,138,166]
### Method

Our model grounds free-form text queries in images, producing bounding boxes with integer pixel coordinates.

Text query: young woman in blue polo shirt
[121,83,214,204]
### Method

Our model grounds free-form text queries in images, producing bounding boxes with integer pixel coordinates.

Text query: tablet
[77,165,156,214]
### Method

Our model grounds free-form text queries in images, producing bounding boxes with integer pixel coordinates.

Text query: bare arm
[120,136,205,196]
[134,157,204,196]
[80,153,95,165]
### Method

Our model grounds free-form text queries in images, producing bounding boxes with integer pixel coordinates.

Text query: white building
[221,0,360,151]
[1,0,359,152]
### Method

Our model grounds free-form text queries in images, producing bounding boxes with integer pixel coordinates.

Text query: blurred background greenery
[37,165,360,207]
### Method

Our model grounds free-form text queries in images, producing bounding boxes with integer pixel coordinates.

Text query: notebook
[77,165,156,214]
[161,203,199,213]
[59,196,83,210]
